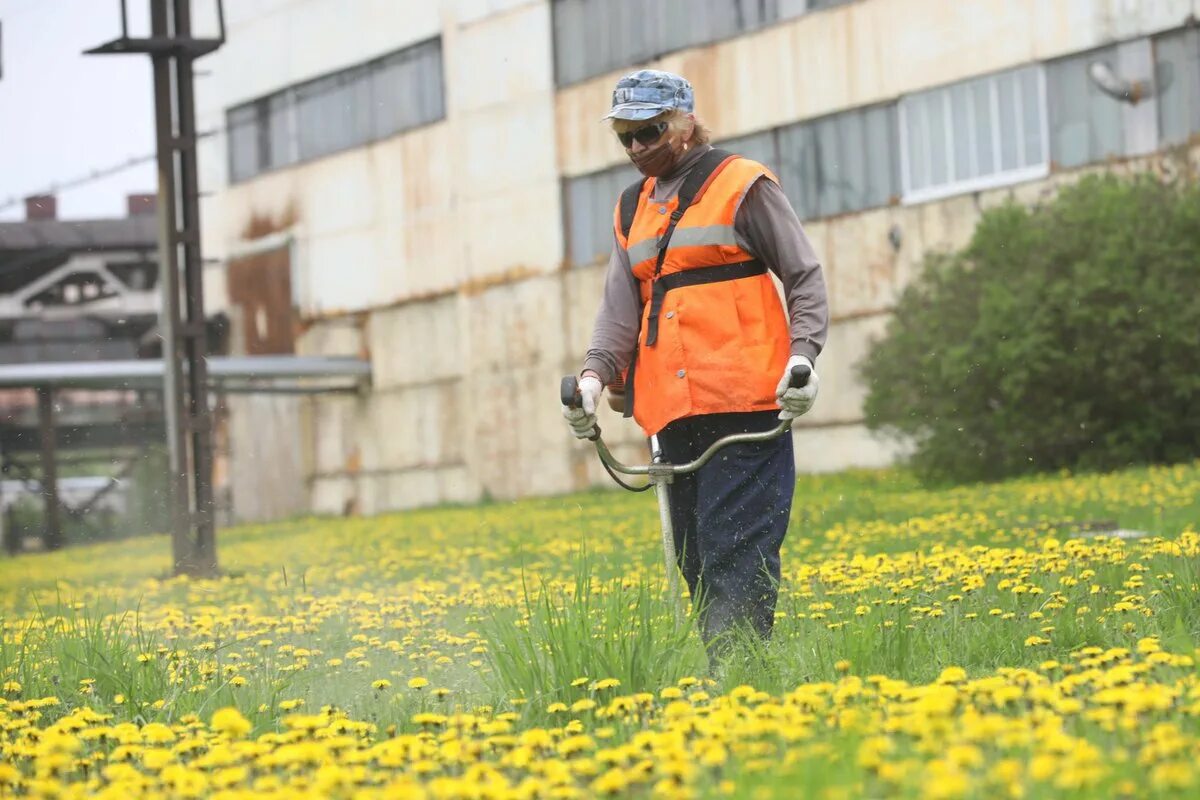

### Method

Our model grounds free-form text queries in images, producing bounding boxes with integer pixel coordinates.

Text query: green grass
[1,460,1199,797]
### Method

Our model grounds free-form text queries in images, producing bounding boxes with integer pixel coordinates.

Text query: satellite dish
[1088,61,1151,104]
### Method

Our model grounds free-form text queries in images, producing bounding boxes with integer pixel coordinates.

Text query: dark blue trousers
[656,411,795,657]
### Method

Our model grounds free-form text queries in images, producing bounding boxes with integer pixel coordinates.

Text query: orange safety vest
[613,150,790,437]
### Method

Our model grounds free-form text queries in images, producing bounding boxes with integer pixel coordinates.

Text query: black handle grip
[561,376,581,409]
[789,364,812,389]
[561,375,601,441]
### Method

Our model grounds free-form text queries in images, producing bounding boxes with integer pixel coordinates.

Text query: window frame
[1154,27,1200,147]
[551,0,788,89]
[898,65,1050,205]
[225,36,446,184]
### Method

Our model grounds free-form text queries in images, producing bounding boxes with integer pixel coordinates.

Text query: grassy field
[2,460,1200,798]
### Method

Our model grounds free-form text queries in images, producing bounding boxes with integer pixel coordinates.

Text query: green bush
[861,173,1200,483]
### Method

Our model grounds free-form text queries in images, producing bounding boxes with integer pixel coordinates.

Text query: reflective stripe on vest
[624,223,739,267]
[612,156,791,437]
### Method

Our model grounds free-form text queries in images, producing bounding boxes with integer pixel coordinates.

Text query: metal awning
[0,355,371,394]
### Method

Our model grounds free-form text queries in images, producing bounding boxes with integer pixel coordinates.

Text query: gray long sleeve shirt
[582,144,830,386]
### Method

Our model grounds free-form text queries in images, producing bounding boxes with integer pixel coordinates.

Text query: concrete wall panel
[905,194,985,271]
[459,102,559,194]
[216,170,301,236]
[227,395,308,522]
[368,296,463,390]
[384,126,462,301]
[467,365,574,499]
[462,183,565,281]
[302,233,382,316]
[309,395,362,478]
[312,475,356,516]
[809,210,898,319]
[561,264,608,359]
[357,469,441,516]
[466,275,566,371]
[453,0,540,27]
[1034,0,1194,54]
[296,317,365,358]
[358,383,464,472]
[451,1,554,112]
[384,212,464,302]
[792,423,909,473]
[800,313,890,426]
[216,1,443,109]
[438,464,484,506]
[297,155,378,239]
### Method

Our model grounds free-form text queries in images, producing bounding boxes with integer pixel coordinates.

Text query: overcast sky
[0,0,157,221]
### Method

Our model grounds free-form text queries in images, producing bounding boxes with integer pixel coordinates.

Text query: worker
[561,70,829,661]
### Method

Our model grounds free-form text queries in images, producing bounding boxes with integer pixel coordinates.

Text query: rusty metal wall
[227,247,296,355]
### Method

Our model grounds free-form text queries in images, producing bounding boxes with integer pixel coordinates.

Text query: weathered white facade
[196,0,1200,520]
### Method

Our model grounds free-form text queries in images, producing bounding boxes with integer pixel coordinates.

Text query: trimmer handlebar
[561,365,809,409]
[560,376,583,409]
[560,364,810,476]
[786,364,811,390]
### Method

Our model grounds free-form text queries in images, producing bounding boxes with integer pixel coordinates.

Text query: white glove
[776,355,819,420]
[562,375,603,439]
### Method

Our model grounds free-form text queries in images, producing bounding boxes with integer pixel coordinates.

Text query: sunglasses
[617,121,669,149]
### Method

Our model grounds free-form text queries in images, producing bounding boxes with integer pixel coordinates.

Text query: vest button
[665,311,675,319]
[658,205,668,214]
[676,369,686,378]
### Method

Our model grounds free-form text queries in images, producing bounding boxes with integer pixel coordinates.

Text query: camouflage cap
[603,69,695,121]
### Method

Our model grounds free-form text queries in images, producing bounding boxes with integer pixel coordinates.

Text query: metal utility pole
[86,0,225,575]
[36,386,62,551]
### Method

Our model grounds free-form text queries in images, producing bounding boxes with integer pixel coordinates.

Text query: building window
[1156,28,1200,146]
[776,104,898,219]
[226,37,444,182]
[720,128,781,171]
[266,91,296,170]
[227,104,262,182]
[899,65,1048,204]
[563,104,898,267]
[372,39,446,141]
[1046,46,1126,169]
[563,162,641,267]
[552,0,788,87]
[717,107,898,220]
[806,0,855,10]
[295,66,374,162]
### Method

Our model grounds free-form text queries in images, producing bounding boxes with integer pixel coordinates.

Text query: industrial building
[194,0,1200,520]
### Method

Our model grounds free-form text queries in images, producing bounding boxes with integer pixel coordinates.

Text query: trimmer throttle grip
[560,375,601,442]
[561,376,581,409]
[788,364,812,389]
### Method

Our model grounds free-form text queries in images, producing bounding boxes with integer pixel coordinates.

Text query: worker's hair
[611,110,711,146]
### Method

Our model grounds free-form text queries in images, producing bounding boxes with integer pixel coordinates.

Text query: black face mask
[630,138,681,178]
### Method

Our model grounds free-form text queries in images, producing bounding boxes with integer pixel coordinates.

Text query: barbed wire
[0,129,218,214]
[0,153,157,214]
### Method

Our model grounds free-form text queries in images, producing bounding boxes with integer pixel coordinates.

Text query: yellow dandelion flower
[211,707,252,738]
